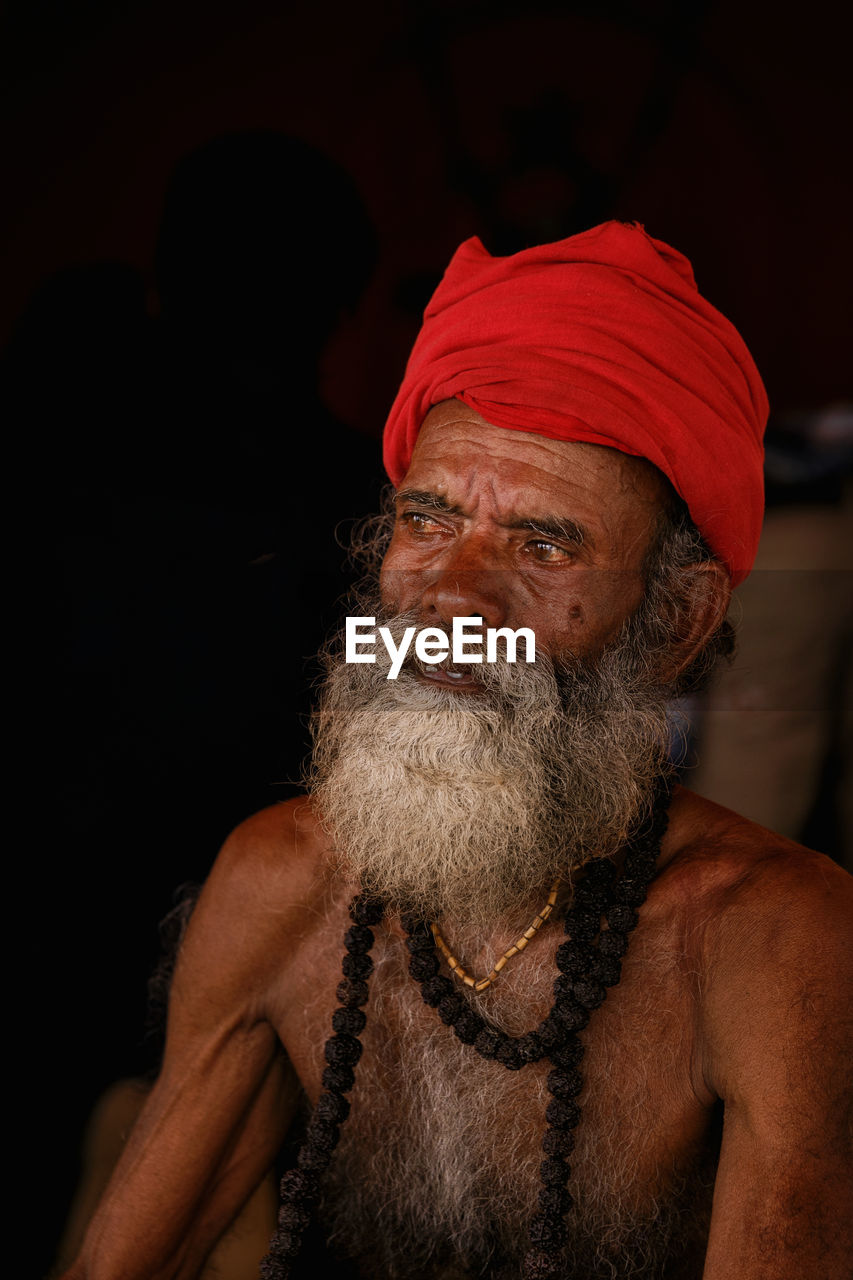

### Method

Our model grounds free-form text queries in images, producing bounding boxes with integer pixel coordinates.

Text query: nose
[418,542,510,631]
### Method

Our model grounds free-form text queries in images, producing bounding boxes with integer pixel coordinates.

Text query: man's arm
[63,801,317,1280]
[701,846,853,1278]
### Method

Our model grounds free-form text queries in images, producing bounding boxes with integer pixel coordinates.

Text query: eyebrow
[395,488,462,515]
[395,488,589,547]
[512,516,587,547]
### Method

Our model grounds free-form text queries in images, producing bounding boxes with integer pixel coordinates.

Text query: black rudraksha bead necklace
[260,781,671,1279]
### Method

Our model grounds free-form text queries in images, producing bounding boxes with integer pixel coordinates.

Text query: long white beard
[309,605,672,931]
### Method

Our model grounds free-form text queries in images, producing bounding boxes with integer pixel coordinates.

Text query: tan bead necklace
[430,878,561,992]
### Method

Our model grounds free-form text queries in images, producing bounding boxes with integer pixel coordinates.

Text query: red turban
[383,221,768,585]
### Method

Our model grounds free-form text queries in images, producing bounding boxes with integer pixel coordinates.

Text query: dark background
[3,2,850,1272]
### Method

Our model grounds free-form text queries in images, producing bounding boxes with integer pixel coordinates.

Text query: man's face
[380,399,668,683]
[310,400,678,926]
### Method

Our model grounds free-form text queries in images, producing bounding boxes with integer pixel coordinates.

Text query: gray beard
[309,598,673,931]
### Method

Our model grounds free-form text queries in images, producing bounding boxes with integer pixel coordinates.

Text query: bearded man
[63,223,852,1280]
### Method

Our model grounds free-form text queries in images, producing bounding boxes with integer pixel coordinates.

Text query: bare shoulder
[211,794,332,903]
[655,783,845,916]
[661,788,852,1103]
[661,786,852,946]
[659,787,852,980]
[170,796,336,1022]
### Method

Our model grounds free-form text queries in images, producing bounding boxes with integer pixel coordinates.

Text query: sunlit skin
[381,400,671,689]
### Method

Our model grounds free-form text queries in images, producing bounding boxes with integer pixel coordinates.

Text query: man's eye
[524,539,574,563]
[401,511,443,535]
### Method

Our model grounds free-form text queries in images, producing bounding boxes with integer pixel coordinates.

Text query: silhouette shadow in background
[8,131,382,1275]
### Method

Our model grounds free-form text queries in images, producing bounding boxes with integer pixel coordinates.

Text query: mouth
[415,663,482,692]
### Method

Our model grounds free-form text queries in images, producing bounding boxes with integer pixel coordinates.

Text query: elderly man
[64,223,852,1280]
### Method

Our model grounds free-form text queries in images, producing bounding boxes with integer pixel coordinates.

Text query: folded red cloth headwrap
[383,221,768,585]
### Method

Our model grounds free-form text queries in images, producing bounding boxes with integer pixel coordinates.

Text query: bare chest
[276,899,718,1276]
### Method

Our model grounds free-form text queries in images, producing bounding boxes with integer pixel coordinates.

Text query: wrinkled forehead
[408,399,673,516]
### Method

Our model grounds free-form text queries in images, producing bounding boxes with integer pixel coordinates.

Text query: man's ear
[660,560,732,685]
